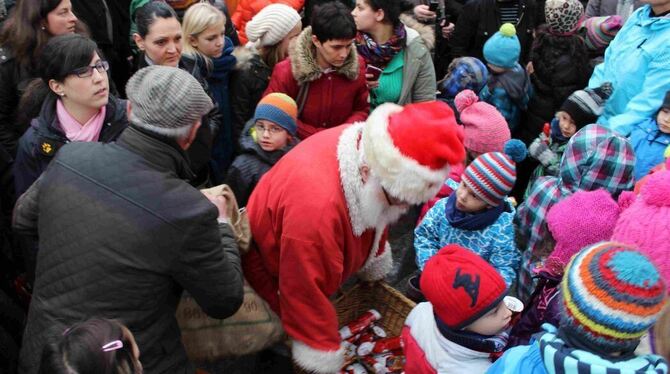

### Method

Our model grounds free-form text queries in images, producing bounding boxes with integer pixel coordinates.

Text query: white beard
[358,176,409,231]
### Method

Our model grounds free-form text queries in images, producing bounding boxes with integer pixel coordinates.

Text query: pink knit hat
[455,89,510,155]
[612,170,670,285]
[546,189,620,267]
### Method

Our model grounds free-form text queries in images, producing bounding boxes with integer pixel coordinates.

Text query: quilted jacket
[414,196,520,286]
[13,126,244,374]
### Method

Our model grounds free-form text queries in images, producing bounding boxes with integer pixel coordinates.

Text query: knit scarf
[435,314,509,354]
[56,99,106,142]
[444,192,505,231]
[355,24,406,70]
[535,325,666,374]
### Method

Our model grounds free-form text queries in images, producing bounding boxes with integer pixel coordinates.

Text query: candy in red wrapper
[339,309,381,340]
[371,325,387,338]
[361,355,388,374]
[374,337,402,354]
[357,330,377,345]
[361,336,402,355]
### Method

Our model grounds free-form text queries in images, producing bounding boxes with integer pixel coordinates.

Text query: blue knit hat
[462,139,526,206]
[561,241,667,353]
[482,24,521,69]
[252,93,298,135]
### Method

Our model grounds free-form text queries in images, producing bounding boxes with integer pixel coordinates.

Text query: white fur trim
[363,103,451,205]
[337,123,367,236]
[292,340,345,374]
[358,241,393,282]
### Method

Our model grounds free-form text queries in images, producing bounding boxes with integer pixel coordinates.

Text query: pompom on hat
[245,4,302,48]
[546,189,620,269]
[421,244,509,329]
[455,89,510,154]
[559,82,613,129]
[482,23,521,69]
[362,102,466,205]
[581,15,623,51]
[461,139,527,206]
[560,241,667,353]
[612,170,670,286]
[125,65,213,135]
[545,0,584,35]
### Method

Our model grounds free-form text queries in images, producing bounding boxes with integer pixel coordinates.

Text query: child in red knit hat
[402,244,523,374]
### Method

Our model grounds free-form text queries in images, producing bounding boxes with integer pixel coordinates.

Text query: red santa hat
[362,102,466,205]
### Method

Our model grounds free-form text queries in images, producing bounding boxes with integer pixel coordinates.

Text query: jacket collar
[117,125,196,181]
[290,26,360,85]
[33,95,128,156]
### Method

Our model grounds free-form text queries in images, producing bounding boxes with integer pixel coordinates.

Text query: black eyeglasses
[70,60,110,78]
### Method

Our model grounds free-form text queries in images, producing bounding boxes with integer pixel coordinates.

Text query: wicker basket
[294,281,415,373]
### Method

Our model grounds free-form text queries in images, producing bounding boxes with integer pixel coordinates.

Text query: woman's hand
[366,74,380,89]
[441,22,455,39]
[414,4,436,22]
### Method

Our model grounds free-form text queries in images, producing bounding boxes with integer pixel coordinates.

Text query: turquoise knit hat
[482,24,521,69]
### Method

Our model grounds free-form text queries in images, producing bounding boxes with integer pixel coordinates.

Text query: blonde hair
[182,2,226,64]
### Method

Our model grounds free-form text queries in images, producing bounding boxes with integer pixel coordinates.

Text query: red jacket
[264,27,369,139]
[244,123,391,373]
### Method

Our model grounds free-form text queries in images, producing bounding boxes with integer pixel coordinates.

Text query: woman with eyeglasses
[13,34,128,199]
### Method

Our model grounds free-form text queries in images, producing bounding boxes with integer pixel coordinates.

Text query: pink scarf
[56,99,106,142]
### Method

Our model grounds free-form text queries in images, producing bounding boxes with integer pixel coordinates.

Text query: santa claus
[243,101,465,373]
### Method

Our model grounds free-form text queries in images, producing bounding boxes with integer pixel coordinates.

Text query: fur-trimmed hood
[290,26,360,85]
[400,14,435,50]
[232,45,264,71]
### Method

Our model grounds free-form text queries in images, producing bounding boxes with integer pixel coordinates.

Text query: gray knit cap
[126,66,213,136]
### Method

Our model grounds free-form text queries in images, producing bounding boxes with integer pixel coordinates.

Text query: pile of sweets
[339,310,405,373]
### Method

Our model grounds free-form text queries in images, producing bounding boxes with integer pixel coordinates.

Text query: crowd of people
[0,0,669,373]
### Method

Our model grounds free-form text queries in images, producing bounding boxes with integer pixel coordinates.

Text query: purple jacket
[507,270,562,347]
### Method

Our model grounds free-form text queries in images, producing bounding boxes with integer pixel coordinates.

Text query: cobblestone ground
[195,207,420,374]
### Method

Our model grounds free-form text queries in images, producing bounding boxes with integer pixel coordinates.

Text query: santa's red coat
[244,123,391,372]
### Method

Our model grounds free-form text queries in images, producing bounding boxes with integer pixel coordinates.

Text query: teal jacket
[589,6,670,136]
[488,324,669,374]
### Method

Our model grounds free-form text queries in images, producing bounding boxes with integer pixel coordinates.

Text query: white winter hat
[245,4,301,47]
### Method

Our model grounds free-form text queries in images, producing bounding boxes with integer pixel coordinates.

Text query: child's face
[455,182,490,213]
[190,22,226,58]
[254,119,290,152]
[465,299,512,336]
[658,108,670,134]
[556,111,577,137]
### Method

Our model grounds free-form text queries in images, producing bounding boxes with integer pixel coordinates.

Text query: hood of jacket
[537,324,669,374]
[290,26,360,85]
[238,119,299,164]
[400,14,435,50]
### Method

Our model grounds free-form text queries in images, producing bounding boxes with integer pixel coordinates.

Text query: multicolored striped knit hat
[462,139,527,206]
[560,241,668,353]
[253,93,298,135]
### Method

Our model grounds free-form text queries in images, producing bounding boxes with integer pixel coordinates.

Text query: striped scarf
[536,325,669,374]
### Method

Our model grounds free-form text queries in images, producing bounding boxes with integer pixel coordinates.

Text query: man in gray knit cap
[14,66,244,374]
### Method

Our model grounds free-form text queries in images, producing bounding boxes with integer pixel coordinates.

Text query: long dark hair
[135,1,179,38]
[0,0,87,69]
[363,0,412,27]
[17,34,100,127]
[39,318,141,374]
